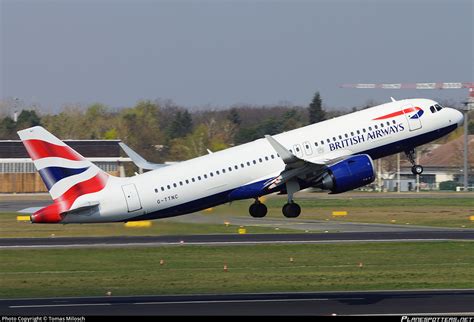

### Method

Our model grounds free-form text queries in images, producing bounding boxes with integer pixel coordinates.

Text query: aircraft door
[401,104,422,131]
[122,183,142,212]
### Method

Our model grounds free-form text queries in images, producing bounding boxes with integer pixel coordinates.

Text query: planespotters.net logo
[401,316,474,322]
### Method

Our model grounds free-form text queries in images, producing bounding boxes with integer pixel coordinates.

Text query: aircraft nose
[453,108,464,126]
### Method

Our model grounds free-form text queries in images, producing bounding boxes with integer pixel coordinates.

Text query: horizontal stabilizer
[18,207,43,214]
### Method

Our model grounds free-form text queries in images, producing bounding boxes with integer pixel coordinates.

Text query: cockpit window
[435,104,443,111]
[430,106,436,113]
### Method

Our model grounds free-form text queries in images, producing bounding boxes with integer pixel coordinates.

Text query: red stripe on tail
[54,172,109,213]
[23,139,84,161]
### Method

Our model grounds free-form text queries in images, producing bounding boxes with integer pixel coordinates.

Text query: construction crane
[340,82,473,192]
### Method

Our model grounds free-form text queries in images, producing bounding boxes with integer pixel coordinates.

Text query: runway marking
[10,303,111,308]
[1,238,473,249]
[133,297,366,305]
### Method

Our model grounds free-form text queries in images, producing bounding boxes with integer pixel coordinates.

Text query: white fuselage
[63,98,463,223]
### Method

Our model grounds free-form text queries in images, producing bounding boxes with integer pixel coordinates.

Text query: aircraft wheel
[249,202,267,218]
[282,202,301,218]
[411,165,423,175]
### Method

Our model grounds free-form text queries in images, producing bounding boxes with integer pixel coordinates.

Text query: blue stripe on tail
[39,167,90,190]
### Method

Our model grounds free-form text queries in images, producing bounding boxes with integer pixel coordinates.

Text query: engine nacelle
[319,154,375,194]
[30,204,64,223]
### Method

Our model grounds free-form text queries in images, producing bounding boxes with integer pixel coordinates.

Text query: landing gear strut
[249,199,267,218]
[282,179,301,218]
[405,149,423,175]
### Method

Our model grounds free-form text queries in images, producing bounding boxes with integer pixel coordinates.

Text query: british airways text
[329,123,405,151]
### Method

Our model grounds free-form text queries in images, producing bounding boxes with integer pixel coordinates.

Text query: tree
[227,108,242,126]
[16,110,41,129]
[0,116,16,139]
[168,110,193,139]
[308,91,325,124]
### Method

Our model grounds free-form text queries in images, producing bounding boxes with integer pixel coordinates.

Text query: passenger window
[380,123,384,128]
[241,163,244,168]
[192,178,195,182]
[210,173,213,177]
[259,158,262,163]
[265,156,269,161]
[357,130,360,135]
[216,170,220,175]
[271,155,275,159]
[320,140,324,145]
[350,132,354,136]
[338,135,342,139]
[167,185,171,189]
[179,181,183,186]
[314,142,318,147]
[204,174,207,179]
[345,133,348,138]
[154,188,158,193]
[161,187,165,191]
[198,176,201,180]
[234,165,238,170]
[185,180,189,184]
[368,126,372,131]
[247,161,250,166]
[374,125,378,129]
[362,128,366,133]
[253,160,257,164]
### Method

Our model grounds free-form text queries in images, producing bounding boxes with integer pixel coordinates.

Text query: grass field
[210,195,474,228]
[1,241,473,298]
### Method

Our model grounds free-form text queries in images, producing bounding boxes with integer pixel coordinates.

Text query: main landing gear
[405,149,424,175]
[249,199,267,218]
[282,179,301,218]
[248,180,302,219]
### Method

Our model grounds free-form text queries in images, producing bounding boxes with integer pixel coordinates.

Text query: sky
[1,0,473,114]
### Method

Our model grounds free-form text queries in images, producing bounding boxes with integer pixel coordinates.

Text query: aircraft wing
[263,135,352,190]
[119,142,170,170]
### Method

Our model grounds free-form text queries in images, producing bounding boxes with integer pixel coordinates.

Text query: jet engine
[318,154,376,194]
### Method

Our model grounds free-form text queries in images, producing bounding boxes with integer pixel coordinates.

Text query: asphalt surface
[1,230,474,248]
[2,290,474,315]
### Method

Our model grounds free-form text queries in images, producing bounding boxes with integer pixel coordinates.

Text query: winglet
[119,142,168,170]
[264,135,300,164]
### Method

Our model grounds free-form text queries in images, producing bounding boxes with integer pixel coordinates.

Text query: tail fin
[17,126,109,214]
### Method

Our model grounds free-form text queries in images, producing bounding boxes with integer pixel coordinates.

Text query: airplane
[17,98,464,223]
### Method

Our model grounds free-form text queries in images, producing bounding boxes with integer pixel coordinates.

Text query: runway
[2,290,474,315]
[1,230,474,248]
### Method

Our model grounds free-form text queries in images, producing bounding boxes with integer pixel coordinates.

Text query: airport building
[0,140,132,193]
[384,135,473,191]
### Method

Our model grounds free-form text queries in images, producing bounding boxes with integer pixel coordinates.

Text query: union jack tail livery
[18,126,110,223]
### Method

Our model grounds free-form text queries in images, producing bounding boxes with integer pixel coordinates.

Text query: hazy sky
[1,0,473,113]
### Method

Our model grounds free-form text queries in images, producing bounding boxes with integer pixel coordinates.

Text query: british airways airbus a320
[18,98,463,223]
